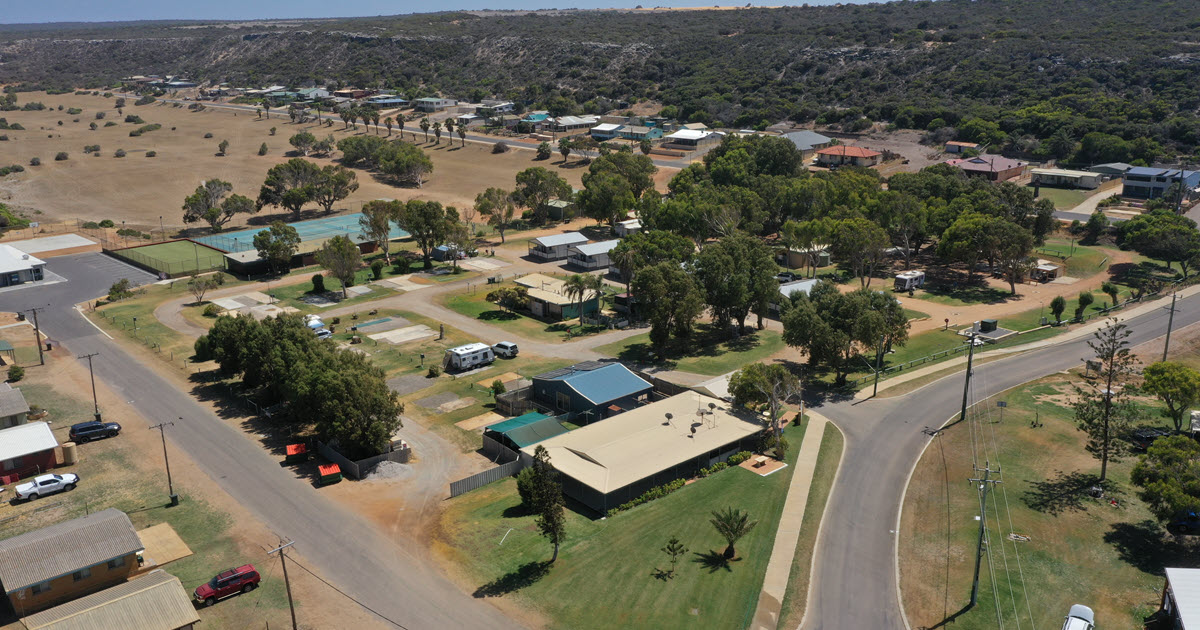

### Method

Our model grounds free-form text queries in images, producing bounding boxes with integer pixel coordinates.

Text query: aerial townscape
[3,1,1200,629]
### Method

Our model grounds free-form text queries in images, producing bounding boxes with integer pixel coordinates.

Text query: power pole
[958,333,978,424]
[967,462,1001,609]
[1163,292,1179,362]
[872,334,885,398]
[77,352,102,421]
[150,421,179,506]
[268,540,299,630]
[24,306,46,366]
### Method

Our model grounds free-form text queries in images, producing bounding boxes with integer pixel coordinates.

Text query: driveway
[15,253,525,630]
[802,288,1200,629]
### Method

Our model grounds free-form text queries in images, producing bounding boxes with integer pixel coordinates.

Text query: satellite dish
[689,426,697,438]
[664,412,674,426]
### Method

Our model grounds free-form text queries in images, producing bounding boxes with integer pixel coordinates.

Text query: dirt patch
[365,460,415,482]
[387,373,437,397]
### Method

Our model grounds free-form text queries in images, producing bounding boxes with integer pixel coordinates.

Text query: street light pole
[150,420,179,506]
[159,215,165,240]
[77,352,101,421]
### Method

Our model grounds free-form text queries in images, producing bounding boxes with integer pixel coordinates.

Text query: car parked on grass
[14,473,79,501]
[492,341,519,358]
[1130,427,1171,451]
[314,328,333,340]
[69,421,122,443]
[1061,604,1094,630]
[194,564,260,606]
[1169,511,1200,535]
[775,271,798,283]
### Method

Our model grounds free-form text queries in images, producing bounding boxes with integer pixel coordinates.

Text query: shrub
[133,95,156,106]
[203,132,213,139]
[516,467,538,509]
[29,157,40,166]
[371,259,385,280]
[89,122,97,130]
[258,142,268,156]
[312,274,325,293]
[7,365,24,383]
[145,151,156,157]
[107,278,133,301]
[81,221,100,229]
[8,123,22,130]
[202,303,221,317]
[54,152,69,161]
[114,149,126,158]
[608,478,687,515]
[67,107,81,115]
[193,335,213,361]
[83,144,100,154]
[124,114,143,124]
[0,165,25,176]
[95,111,105,120]
[727,451,753,466]
[427,365,441,378]
[492,142,509,154]
[129,124,161,137]
[57,120,63,126]
[99,219,115,228]
[393,258,410,274]
[103,121,117,127]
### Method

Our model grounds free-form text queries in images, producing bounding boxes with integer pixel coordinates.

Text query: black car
[1170,512,1200,535]
[1129,427,1171,451]
[69,421,122,443]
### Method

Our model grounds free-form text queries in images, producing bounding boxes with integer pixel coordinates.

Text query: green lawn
[269,280,399,315]
[899,371,1174,630]
[442,281,619,343]
[1030,186,1093,210]
[778,422,844,629]
[595,325,786,377]
[1031,238,1109,279]
[92,282,222,365]
[439,424,804,630]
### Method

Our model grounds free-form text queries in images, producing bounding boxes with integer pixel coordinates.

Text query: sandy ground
[0,91,673,232]
[0,323,386,630]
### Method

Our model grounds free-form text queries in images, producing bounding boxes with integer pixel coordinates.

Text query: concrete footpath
[750,411,831,630]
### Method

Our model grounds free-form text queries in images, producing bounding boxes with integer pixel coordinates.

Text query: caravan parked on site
[444,343,495,371]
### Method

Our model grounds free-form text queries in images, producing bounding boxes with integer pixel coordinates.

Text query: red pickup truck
[194,564,260,606]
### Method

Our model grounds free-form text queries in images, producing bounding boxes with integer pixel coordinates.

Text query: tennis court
[193,212,410,253]
[111,240,227,277]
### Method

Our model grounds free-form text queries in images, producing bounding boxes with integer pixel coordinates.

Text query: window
[106,556,126,570]
[72,568,91,582]
[556,392,571,411]
[30,581,51,595]
[2,457,20,471]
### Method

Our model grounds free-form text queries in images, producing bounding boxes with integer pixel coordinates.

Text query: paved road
[7,253,524,630]
[802,289,1200,630]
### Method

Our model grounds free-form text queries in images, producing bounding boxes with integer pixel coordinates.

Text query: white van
[443,343,495,371]
[493,341,519,358]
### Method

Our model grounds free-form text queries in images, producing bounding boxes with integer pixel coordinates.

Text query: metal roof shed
[484,412,570,449]
[0,421,55,463]
[1165,568,1200,630]
[21,569,200,630]
[0,509,143,595]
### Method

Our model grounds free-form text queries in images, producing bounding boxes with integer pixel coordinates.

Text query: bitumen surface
[7,254,524,630]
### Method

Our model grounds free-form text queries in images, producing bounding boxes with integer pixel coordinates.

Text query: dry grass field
[0,91,675,232]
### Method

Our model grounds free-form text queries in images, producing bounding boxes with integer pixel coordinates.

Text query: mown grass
[442,280,619,343]
[438,424,804,630]
[595,325,785,377]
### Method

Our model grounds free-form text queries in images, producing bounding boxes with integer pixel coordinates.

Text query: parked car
[1061,604,1095,630]
[314,328,333,340]
[1130,427,1171,451]
[14,473,79,501]
[493,341,519,358]
[69,421,122,443]
[194,564,260,606]
[1169,511,1200,535]
[775,271,798,283]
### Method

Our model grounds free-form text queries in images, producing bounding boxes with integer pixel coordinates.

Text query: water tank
[61,442,78,466]
[980,319,998,333]
[817,251,832,267]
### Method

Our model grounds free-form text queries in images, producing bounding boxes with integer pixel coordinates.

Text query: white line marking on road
[75,307,113,339]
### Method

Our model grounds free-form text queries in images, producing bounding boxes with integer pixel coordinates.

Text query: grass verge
[595,325,785,377]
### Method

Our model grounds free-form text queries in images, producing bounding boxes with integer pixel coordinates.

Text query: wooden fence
[450,460,524,498]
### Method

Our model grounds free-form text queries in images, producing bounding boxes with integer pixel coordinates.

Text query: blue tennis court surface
[194,213,409,253]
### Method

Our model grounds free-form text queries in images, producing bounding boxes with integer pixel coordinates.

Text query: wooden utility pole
[77,352,101,420]
[958,333,978,424]
[1163,292,1179,362]
[24,306,46,366]
[268,540,299,630]
[967,463,1001,609]
[150,421,178,506]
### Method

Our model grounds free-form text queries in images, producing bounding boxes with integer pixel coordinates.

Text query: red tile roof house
[815,145,882,168]
[944,155,1027,182]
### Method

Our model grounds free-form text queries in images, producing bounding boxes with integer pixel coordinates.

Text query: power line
[285,556,410,630]
[266,540,298,630]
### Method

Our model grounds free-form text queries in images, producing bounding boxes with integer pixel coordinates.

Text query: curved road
[802,287,1200,629]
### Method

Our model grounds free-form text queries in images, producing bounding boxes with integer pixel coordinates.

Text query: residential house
[263,91,301,106]
[296,87,330,101]
[456,113,482,127]
[514,273,601,321]
[367,97,409,107]
[944,155,1026,182]
[944,141,980,154]
[1162,567,1200,630]
[1088,162,1132,177]
[521,392,760,513]
[332,88,370,100]
[521,111,551,127]
[530,362,653,423]
[527,233,588,261]
[550,116,599,133]
[590,123,623,141]
[475,100,515,117]
[614,218,642,237]
[816,145,882,168]
[568,239,620,271]
[772,279,819,313]
[21,569,200,630]
[0,382,30,429]
[783,130,833,158]
[0,421,57,479]
[413,97,458,112]
[618,126,662,141]
[0,244,46,287]
[0,509,143,616]
[1122,166,1200,199]
[1031,168,1101,190]
[662,129,721,150]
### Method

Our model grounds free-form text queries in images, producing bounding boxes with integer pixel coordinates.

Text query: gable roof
[945,155,1025,173]
[783,130,832,151]
[571,239,620,257]
[1168,568,1200,630]
[591,123,622,132]
[0,509,143,593]
[816,145,881,158]
[531,232,588,248]
[485,413,571,448]
[779,278,819,300]
[0,244,46,275]
[0,421,56,462]
[21,569,200,630]
[534,363,652,406]
[0,385,29,418]
[665,129,712,141]
[1126,166,1199,178]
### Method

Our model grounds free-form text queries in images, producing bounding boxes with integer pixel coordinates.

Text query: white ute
[15,473,80,501]
[1061,604,1094,630]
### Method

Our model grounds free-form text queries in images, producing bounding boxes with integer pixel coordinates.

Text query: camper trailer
[894,270,926,291]
[443,343,495,371]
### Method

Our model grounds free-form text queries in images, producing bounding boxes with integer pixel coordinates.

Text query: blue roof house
[1122,167,1200,200]
[532,362,654,424]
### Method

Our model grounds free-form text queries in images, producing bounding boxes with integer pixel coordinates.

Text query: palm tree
[262,104,271,120]
[433,121,442,145]
[710,507,758,559]
[397,117,406,139]
[457,125,467,147]
[313,103,322,125]
[372,111,381,133]
[384,116,393,136]
[564,274,589,326]
[255,107,262,120]
[420,117,431,142]
[586,274,605,324]
[609,246,637,315]
[444,118,455,138]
